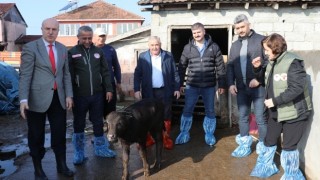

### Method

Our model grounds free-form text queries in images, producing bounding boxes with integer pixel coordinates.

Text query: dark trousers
[73,92,104,137]
[104,82,117,118]
[152,87,172,120]
[27,91,67,159]
[264,114,308,151]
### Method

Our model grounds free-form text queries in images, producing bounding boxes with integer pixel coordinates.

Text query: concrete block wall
[151,7,320,51]
[109,36,149,97]
[150,7,320,179]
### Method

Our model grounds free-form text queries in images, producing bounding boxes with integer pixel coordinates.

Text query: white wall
[150,7,320,51]
[109,35,149,96]
[150,7,320,179]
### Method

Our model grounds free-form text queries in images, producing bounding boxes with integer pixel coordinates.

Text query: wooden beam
[302,3,308,9]
[215,2,220,9]
[272,3,279,10]
[244,3,250,9]
[153,5,160,11]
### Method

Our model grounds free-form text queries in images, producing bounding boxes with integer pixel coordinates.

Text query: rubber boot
[72,132,87,165]
[32,158,48,180]
[55,153,74,177]
[203,116,217,146]
[280,150,305,180]
[163,120,173,150]
[231,134,253,157]
[175,115,193,144]
[250,144,279,178]
[94,136,116,158]
[146,132,155,147]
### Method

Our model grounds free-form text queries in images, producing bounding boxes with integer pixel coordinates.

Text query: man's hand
[66,97,73,110]
[249,79,260,88]
[218,88,225,94]
[264,98,274,108]
[20,102,29,120]
[134,91,141,100]
[106,92,113,102]
[252,57,262,68]
[229,85,237,96]
[174,91,180,99]
[179,87,185,94]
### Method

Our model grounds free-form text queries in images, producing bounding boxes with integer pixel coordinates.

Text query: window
[116,23,140,35]
[59,24,80,36]
[59,23,112,36]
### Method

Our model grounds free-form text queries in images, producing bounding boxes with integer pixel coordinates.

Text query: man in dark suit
[134,36,180,150]
[19,18,74,179]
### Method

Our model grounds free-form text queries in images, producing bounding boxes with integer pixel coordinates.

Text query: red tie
[48,44,57,90]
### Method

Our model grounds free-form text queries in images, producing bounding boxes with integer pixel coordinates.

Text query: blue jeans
[182,85,216,119]
[237,86,266,141]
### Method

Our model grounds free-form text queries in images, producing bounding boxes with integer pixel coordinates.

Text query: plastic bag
[249,113,258,135]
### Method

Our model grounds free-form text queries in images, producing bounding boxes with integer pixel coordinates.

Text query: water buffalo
[106,99,164,180]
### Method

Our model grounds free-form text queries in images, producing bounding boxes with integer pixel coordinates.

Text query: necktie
[48,44,57,90]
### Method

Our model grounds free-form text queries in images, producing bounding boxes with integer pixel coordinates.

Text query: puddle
[0,159,17,178]
[0,133,54,178]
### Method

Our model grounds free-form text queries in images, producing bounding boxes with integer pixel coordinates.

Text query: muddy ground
[0,100,284,180]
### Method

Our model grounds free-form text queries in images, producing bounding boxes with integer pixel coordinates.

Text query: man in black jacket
[68,26,116,166]
[227,14,267,157]
[175,22,226,146]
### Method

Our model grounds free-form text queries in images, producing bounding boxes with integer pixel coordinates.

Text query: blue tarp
[0,62,19,115]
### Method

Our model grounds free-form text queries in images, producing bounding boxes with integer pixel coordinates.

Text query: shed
[137,0,320,178]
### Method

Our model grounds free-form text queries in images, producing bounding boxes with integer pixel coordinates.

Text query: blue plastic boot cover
[72,132,87,165]
[203,116,216,146]
[250,145,279,178]
[94,136,116,158]
[175,116,193,144]
[256,141,264,155]
[231,134,253,157]
[280,150,305,180]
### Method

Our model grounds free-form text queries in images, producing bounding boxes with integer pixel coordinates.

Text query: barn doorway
[169,25,231,127]
[170,26,229,64]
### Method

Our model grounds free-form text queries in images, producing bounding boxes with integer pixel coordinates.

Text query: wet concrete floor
[0,102,284,180]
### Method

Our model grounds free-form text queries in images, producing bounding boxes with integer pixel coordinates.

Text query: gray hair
[77,26,93,36]
[148,36,161,44]
[234,14,249,24]
[191,22,205,31]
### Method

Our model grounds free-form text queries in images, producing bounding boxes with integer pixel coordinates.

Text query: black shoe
[32,158,48,180]
[34,172,48,180]
[55,153,74,177]
[57,167,74,177]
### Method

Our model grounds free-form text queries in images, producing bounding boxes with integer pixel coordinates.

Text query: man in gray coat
[19,18,74,179]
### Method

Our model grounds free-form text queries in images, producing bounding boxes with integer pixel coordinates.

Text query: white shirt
[151,54,164,88]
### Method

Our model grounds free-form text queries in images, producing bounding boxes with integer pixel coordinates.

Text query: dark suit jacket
[133,49,180,100]
[227,30,266,89]
[19,38,73,112]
